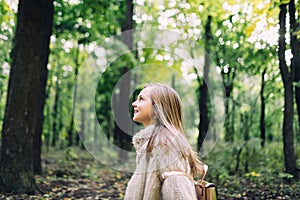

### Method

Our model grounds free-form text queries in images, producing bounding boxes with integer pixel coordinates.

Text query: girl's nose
[132,100,137,107]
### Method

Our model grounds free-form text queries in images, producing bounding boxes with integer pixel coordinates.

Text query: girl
[124,83,203,200]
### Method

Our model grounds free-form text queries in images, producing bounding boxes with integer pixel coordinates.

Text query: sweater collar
[132,125,155,151]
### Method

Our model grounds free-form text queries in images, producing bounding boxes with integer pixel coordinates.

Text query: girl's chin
[132,117,139,123]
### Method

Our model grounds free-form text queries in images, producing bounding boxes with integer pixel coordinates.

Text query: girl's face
[132,87,154,126]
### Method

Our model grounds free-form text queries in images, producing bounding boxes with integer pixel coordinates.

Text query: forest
[0,0,300,199]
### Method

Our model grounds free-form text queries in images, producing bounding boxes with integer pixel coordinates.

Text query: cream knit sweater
[124,125,197,200]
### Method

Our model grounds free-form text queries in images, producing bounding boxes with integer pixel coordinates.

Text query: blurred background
[0,0,299,199]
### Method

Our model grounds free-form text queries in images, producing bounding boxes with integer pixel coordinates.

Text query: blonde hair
[144,83,203,177]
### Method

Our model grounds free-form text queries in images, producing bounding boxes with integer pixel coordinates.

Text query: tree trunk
[44,70,54,153]
[80,108,86,150]
[74,47,82,147]
[171,74,176,89]
[289,0,300,137]
[67,119,74,146]
[32,62,48,174]
[113,0,134,163]
[94,117,99,148]
[295,64,300,137]
[121,0,134,47]
[223,78,235,142]
[113,67,132,163]
[198,15,212,150]
[0,0,53,193]
[51,73,60,147]
[260,68,266,147]
[45,103,51,152]
[278,3,298,177]
[67,60,79,147]
[241,113,249,173]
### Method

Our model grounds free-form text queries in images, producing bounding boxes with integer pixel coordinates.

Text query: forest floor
[1,147,300,200]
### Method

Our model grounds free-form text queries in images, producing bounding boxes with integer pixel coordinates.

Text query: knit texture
[124,125,197,200]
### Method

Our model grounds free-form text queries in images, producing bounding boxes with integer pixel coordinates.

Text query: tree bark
[215,49,236,142]
[223,73,235,142]
[289,0,300,137]
[260,68,266,147]
[51,72,60,147]
[113,67,132,163]
[198,15,212,150]
[44,70,54,152]
[80,108,86,150]
[241,113,249,173]
[121,0,134,48]
[74,47,82,147]
[278,3,298,177]
[0,0,53,193]
[67,57,79,147]
[113,0,134,163]
[32,63,48,174]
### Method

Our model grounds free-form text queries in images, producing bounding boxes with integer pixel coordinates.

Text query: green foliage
[0,0,15,128]
[204,140,300,198]
[65,147,79,160]
[53,0,127,42]
[0,0,299,197]
[204,140,287,179]
[279,172,294,179]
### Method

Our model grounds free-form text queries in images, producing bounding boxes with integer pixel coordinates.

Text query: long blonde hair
[144,83,203,177]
